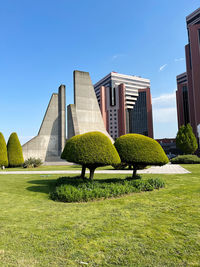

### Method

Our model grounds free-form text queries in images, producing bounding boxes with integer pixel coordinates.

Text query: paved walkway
[0,164,190,175]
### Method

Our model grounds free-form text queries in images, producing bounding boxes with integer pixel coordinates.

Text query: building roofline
[176,72,187,80]
[111,72,150,82]
[94,71,150,87]
[186,7,200,21]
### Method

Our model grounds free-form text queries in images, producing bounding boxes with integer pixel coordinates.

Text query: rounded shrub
[114,134,169,178]
[61,131,121,179]
[0,132,8,167]
[171,154,200,164]
[7,132,24,167]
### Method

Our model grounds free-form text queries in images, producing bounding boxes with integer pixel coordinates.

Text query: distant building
[94,72,153,139]
[156,138,180,156]
[176,72,189,127]
[176,8,200,138]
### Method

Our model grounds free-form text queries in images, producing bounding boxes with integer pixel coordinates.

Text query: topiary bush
[0,132,8,167]
[171,154,200,164]
[7,132,24,167]
[23,157,43,168]
[50,176,165,202]
[114,134,169,178]
[61,131,121,179]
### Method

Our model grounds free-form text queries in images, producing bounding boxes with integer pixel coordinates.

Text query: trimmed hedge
[7,132,24,167]
[61,131,120,179]
[114,134,169,177]
[50,176,165,202]
[0,132,8,167]
[171,154,200,164]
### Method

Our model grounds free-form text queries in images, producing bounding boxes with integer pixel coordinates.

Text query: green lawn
[0,165,200,266]
[0,165,115,172]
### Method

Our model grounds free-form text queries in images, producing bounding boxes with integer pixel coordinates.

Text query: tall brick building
[176,8,200,138]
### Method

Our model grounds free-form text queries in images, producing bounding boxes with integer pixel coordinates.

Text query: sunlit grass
[0,164,115,172]
[0,165,200,266]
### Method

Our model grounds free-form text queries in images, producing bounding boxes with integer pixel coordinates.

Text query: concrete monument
[68,70,112,141]
[22,85,66,161]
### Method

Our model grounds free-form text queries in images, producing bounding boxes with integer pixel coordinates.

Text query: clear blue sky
[0,0,199,144]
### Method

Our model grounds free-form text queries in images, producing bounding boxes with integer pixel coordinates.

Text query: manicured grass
[0,165,200,266]
[0,164,115,172]
[0,164,81,171]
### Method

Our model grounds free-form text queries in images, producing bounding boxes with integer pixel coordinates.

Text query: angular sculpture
[68,70,112,141]
[22,85,66,161]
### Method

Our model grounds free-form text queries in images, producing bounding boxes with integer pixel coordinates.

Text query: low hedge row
[171,154,200,164]
[50,177,165,202]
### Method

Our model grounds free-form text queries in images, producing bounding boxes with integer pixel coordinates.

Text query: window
[189,44,192,69]
[110,87,116,106]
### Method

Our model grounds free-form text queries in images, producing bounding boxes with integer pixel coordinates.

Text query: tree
[176,123,198,154]
[61,131,121,180]
[7,132,24,167]
[114,134,169,178]
[0,132,8,167]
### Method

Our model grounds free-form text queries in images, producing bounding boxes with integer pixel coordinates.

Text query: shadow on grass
[26,175,141,195]
[53,175,141,186]
[26,178,58,194]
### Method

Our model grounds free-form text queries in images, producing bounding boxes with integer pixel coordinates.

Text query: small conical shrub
[0,132,8,167]
[7,132,24,167]
[176,123,198,154]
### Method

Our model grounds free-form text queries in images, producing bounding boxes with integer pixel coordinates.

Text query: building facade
[176,72,189,127]
[176,8,200,138]
[94,72,153,139]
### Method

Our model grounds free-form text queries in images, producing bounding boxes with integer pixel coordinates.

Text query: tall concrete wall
[23,85,66,161]
[67,70,112,141]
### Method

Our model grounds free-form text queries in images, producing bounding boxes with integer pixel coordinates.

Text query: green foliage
[0,132,8,167]
[61,131,121,179]
[50,176,165,202]
[7,132,24,167]
[23,157,43,168]
[171,154,200,164]
[112,163,128,170]
[176,124,198,154]
[114,134,169,177]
